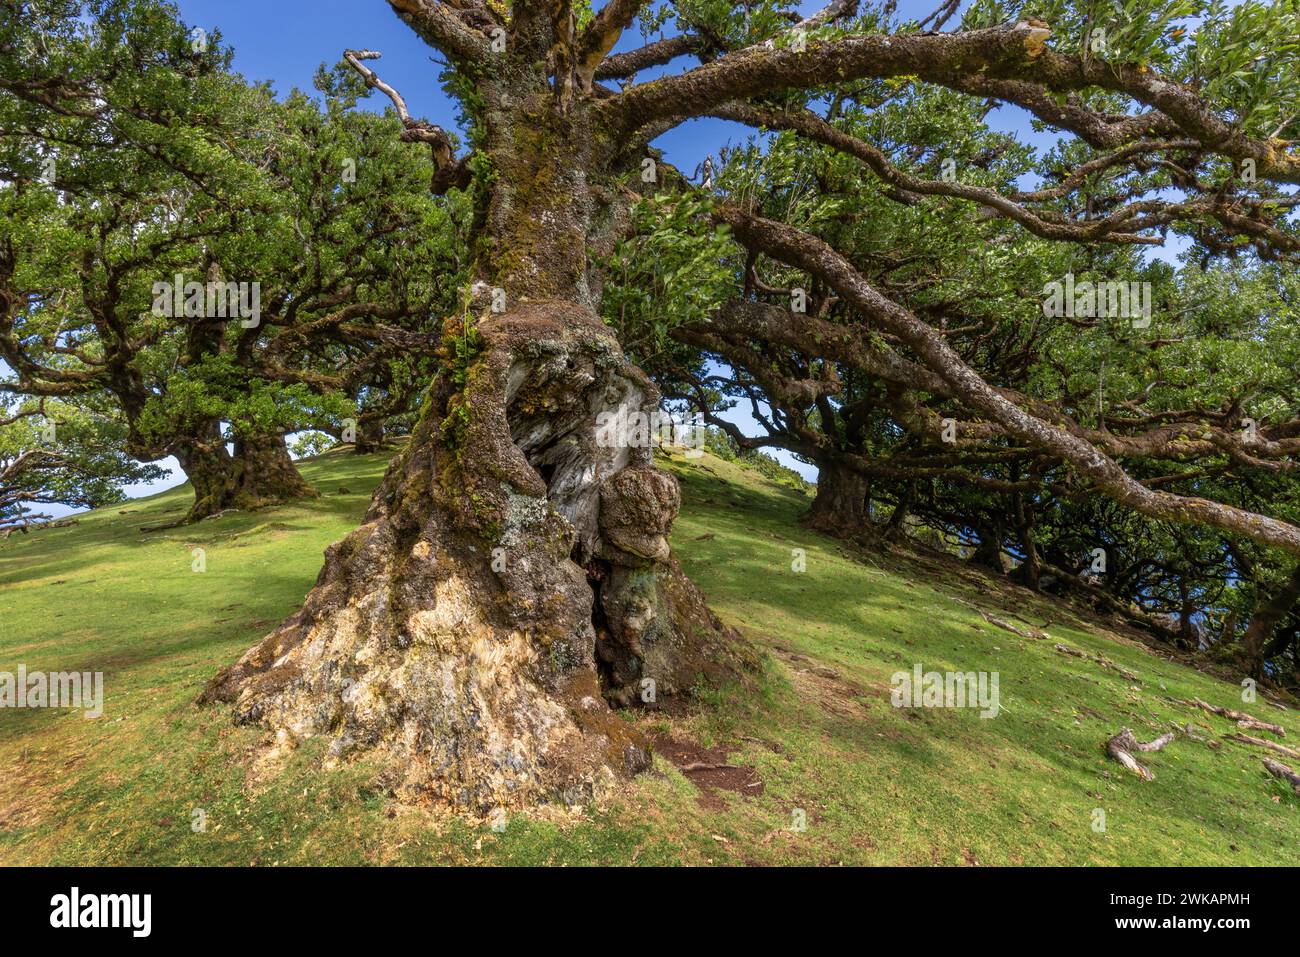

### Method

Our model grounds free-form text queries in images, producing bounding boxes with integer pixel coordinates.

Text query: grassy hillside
[1,447,1297,865]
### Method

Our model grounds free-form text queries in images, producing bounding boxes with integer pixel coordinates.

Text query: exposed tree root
[1055,643,1140,682]
[1176,697,1285,736]
[1263,758,1300,794]
[1106,727,1176,781]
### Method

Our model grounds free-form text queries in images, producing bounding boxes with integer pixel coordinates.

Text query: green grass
[1,446,1297,865]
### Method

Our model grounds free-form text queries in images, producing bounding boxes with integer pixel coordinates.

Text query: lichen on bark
[201,302,749,813]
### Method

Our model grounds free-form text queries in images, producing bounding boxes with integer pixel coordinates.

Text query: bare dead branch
[1264,758,1300,794]
[342,49,470,194]
[1053,643,1140,682]
[1225,733,1300,761]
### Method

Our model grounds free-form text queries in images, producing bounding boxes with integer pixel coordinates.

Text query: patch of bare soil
[651,734,764,810]
[772,645,879,718]
[0,748,83,831]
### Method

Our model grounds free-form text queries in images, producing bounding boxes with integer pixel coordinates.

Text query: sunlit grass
[0,446,1295,865]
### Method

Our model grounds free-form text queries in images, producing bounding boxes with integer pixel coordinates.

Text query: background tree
[0,397,163,535]
[0,2,459,522]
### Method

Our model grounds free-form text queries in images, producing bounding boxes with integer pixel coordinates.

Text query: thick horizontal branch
[603,22,1300,185]
[595,34,703,80]
[603,24,1043,134]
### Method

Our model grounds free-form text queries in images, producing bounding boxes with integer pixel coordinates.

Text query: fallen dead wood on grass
[1224,733,1300,761]
[1264,758,1300,794]
[1175,698,1285,736]
[949,596,1051,639]
[983,613,1050,640]
[1106,727,1176,781]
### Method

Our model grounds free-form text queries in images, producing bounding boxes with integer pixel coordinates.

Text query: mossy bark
[201,304,750,812]
[176,430,316,523]
[231,432,317,503]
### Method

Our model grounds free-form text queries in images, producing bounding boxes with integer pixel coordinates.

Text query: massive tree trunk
[201,305,746,811]
[352,417,388,455]
[201,72,748,812]
[231,432,318,503]
[803,459,869,537]
[174,427,316,523]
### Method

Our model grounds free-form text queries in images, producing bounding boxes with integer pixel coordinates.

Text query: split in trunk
[200,303,750,813]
